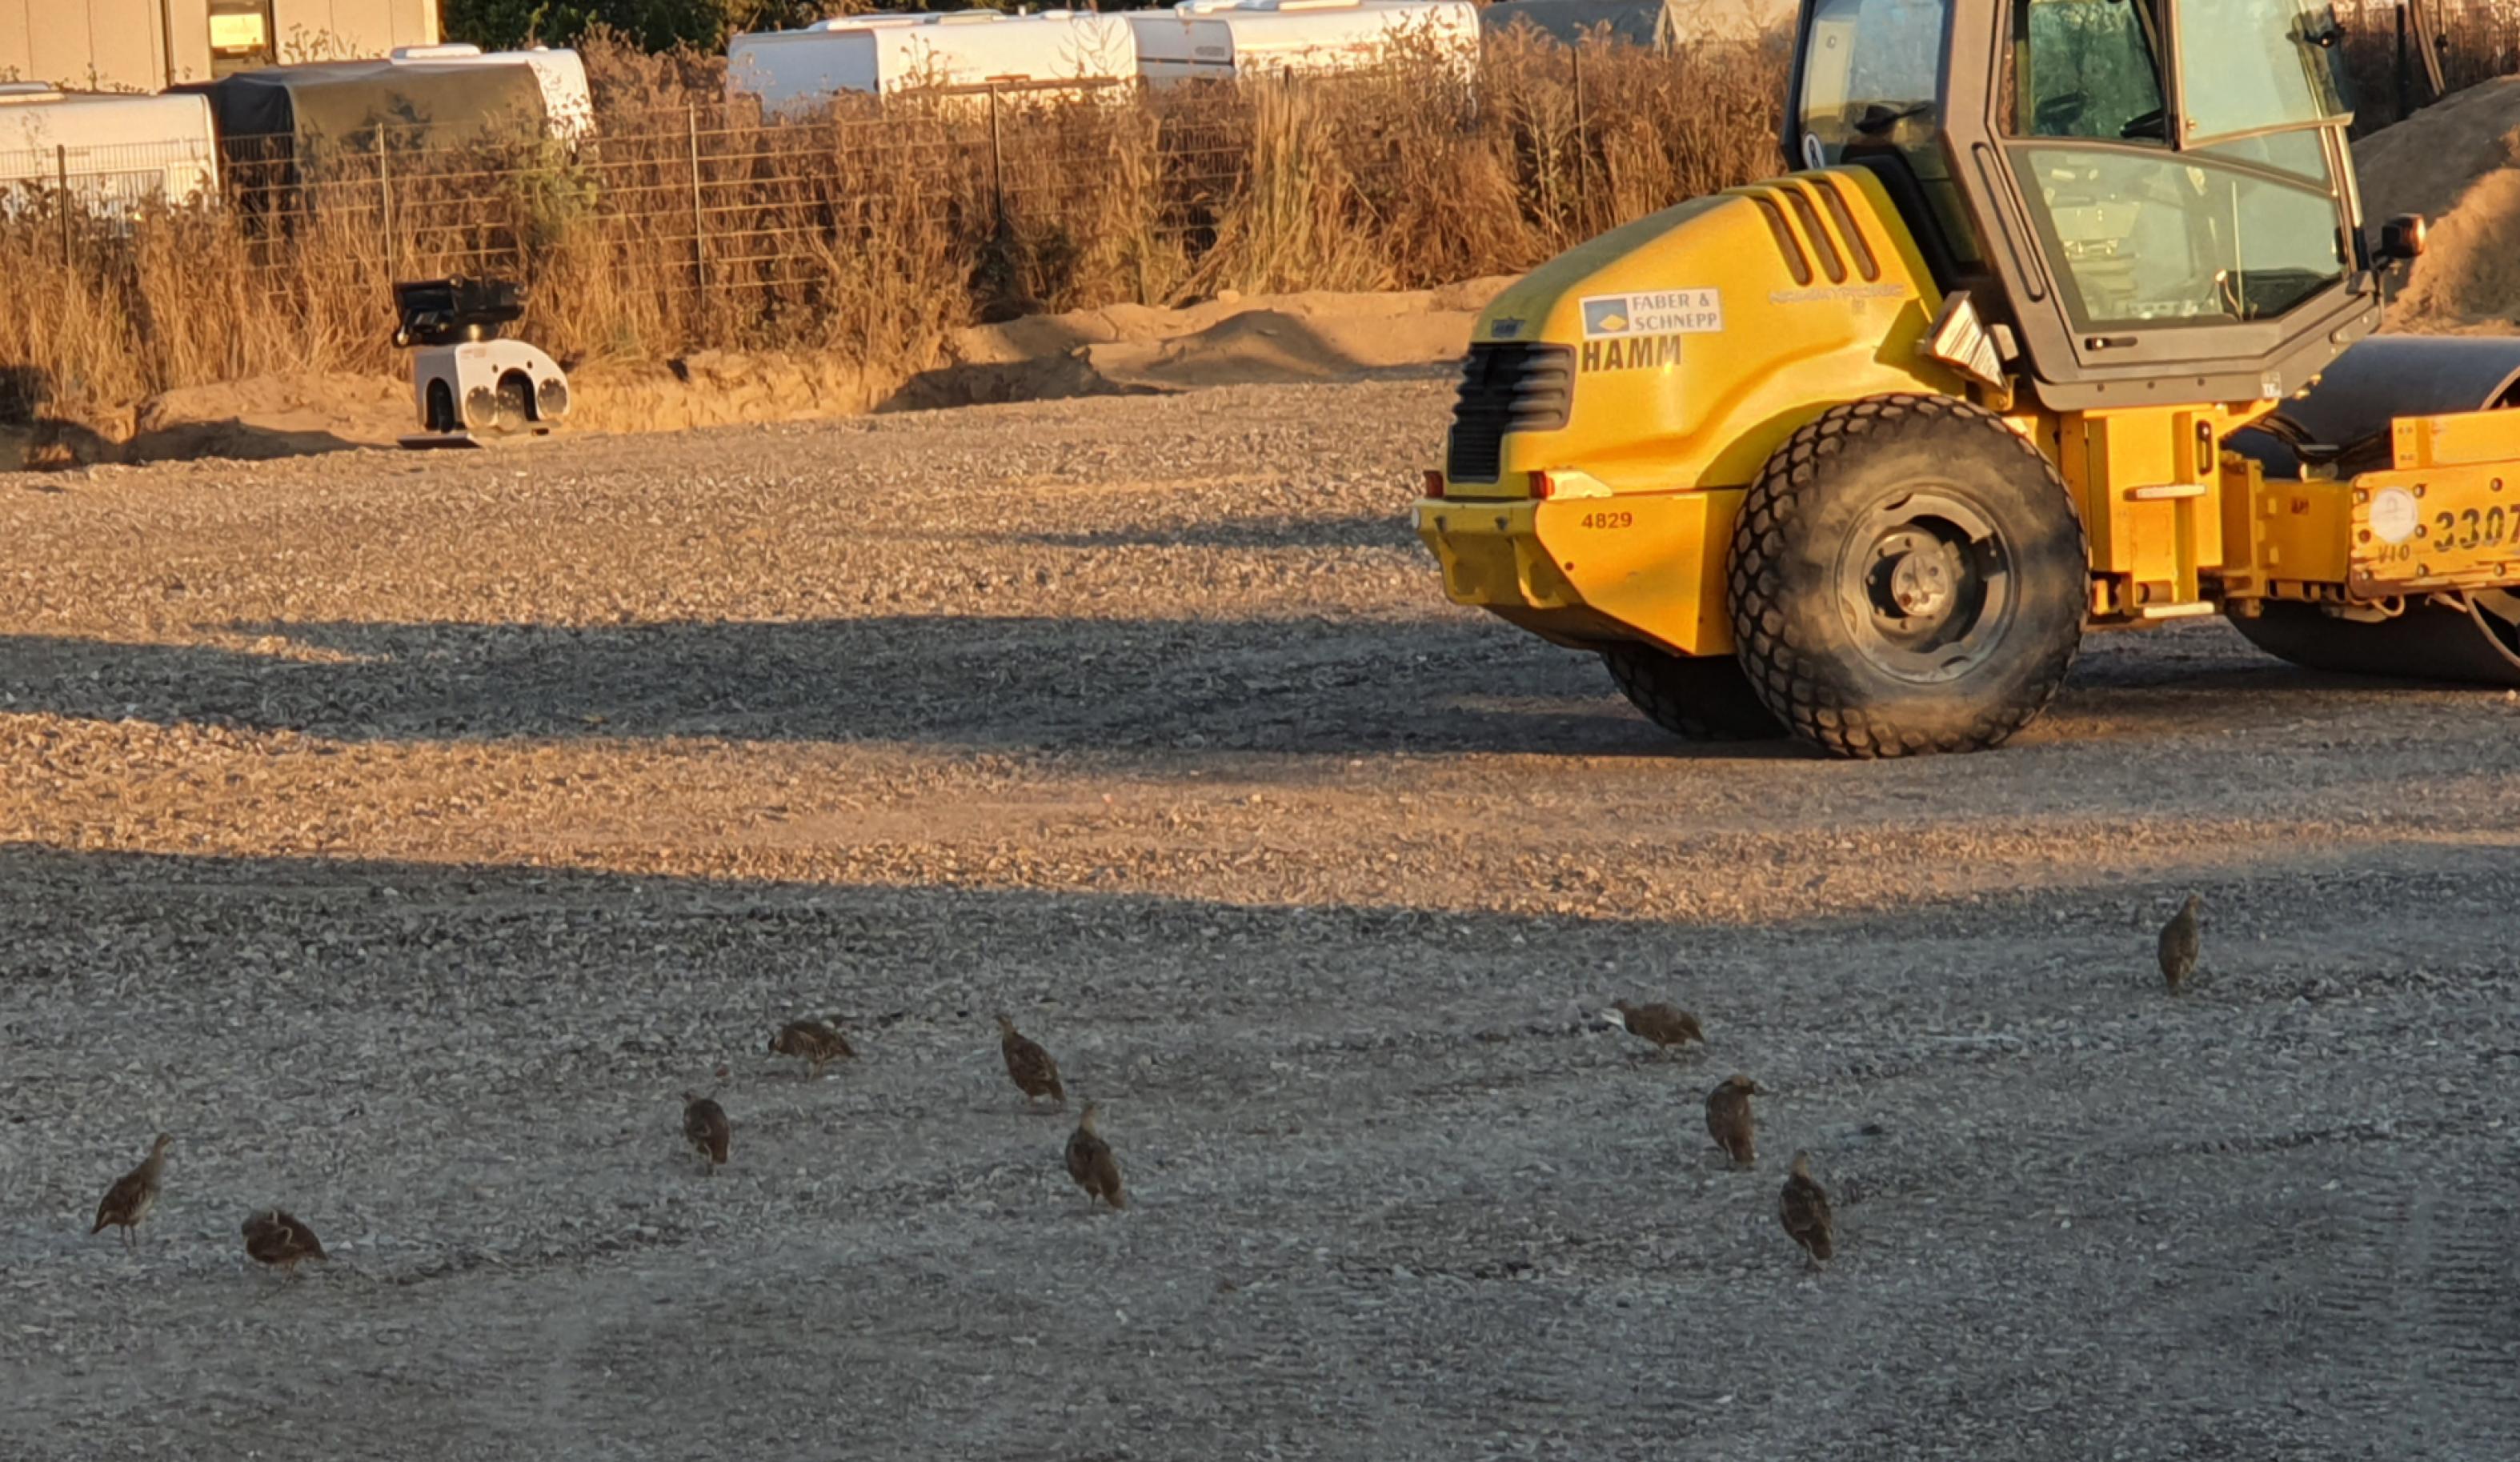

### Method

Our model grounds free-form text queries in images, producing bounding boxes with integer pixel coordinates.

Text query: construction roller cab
[1416,0,2520,757]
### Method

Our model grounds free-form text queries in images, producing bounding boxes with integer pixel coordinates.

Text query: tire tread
[1726,394,2085,759]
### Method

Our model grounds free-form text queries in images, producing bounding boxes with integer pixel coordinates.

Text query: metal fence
[0,138,221,215]
[2334,0,2520,127]
[14,79,1447,308]
[0,54,1630,317]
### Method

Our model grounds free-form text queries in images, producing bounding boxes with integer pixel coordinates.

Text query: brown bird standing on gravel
[1778,1151,1835,1268]
[997,1014,1065,1108]
[1604,1000,1705,1052]
[1705,1074,1764,1168]
[91,1133,172,1249]
[769,1018,855,1079]
[1064,1103,1126,1211]
[241,1208,327,1276]
[683,1091,731,1172]
[2159,893,2202,993]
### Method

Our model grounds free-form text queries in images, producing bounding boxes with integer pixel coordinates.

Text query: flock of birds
[86,897,2210,1280]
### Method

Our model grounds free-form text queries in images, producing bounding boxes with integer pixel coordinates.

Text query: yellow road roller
[1416,0,2520,756]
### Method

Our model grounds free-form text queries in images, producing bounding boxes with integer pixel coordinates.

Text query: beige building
[0,0,441,92]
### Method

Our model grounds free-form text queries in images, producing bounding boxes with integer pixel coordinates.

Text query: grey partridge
[241,1208,327,1275]
[769,1019,855,1079]
[997,1014,1065,1108]
[683,1091,731,1172]
[1705,1074,1763,1168]
[2159,893,2202,993]
[91,1133,171,1249]
[1778,1151,1836,1267]
[1064,1103,1125,1211]
[1605,999,1705,1051]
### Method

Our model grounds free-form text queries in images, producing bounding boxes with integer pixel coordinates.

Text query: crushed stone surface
[4,380,2519,1459]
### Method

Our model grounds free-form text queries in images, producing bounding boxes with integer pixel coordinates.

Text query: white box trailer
[727,11,1140,114]
[389,44,596,140]
[0,84,220,213]
[1127,0,1480,86]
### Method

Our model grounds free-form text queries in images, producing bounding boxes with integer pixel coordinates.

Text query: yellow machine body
[1420,169,1957,657]
[1415,171,2520,660]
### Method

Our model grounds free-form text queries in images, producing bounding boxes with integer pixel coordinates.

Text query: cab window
[2177,0,2352,141]
[2009,0,2165,140]
[2009,146,2346,328]
[1797,0,1950,159]
[1797,0,1980,262]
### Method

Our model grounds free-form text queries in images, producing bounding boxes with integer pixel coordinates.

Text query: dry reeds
[0,29,1789,429]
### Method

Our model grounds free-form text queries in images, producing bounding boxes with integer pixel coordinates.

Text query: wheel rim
[1832,488,2017,684]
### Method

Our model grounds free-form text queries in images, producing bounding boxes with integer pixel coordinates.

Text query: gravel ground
[4,379,2520,1460]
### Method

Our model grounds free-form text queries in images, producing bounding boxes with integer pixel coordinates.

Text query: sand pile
[939,277,1512,393]
[12,278,1508,469]
[2359,78,2520,332]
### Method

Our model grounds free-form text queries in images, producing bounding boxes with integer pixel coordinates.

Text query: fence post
[56,144,71,265]
[376,121,393,276]
[988,84,1006,237]
[1570,47,1588,232]
[2396,2,2411,123]
[687,104,708,311]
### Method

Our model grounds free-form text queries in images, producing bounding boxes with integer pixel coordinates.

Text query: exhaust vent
[1447,342,1573,483]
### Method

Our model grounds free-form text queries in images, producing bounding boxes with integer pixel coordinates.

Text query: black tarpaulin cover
[194,60,547,162]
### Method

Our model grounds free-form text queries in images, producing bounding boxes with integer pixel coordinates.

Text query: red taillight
[1421,469,1446,500]
[1529,471,1557,500]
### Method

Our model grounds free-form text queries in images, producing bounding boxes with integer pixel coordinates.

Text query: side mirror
[2379,213,2428,262]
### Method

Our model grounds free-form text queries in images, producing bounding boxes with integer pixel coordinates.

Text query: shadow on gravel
[0,616,1803,760]
[1012,512,1412,552]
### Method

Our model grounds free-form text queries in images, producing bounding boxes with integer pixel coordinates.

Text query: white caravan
[727,12,1140,114]
[1126,0,1480,86]
[0,84,220,213]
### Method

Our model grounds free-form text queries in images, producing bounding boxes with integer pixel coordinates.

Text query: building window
[210,0,278,77]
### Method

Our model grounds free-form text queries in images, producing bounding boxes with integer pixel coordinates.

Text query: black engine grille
[1446,342,1573,484]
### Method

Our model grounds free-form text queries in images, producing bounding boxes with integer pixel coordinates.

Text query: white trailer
[1126,0,1480,86]
[390,44,596,140]
[727,11,1140,114]
[0,84,220,213]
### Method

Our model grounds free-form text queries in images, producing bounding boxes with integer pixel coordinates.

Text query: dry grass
[0,29,1791,427]
[14,4,2514,434]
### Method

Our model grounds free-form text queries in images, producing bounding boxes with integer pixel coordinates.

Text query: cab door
[1945,0,2379,407]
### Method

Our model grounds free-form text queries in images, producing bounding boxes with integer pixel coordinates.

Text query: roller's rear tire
[1601,643,1784,742]
[1729,394,2088,758]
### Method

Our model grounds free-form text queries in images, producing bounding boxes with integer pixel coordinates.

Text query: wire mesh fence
[37,41,1794,281]
[2330,0,2520,128]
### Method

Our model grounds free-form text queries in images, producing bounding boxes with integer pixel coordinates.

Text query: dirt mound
[571,351,891,432]
[22,374,413,469]
[2361,79,2520,331]
[14,278,1509,469]
[894,277,1510,407]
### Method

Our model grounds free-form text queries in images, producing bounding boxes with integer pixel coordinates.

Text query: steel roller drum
[2226,337,2520,686]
